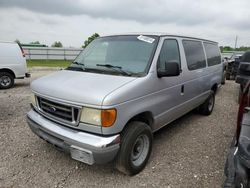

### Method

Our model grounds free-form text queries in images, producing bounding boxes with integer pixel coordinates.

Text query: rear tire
[115,121,153,176]
[197,91,215,115]
[0,72,14,89]
[230,75,235,80]
[226,73,230,80]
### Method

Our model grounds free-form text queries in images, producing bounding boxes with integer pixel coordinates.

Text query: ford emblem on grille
[49,106,57,113]
[37,96,80,125]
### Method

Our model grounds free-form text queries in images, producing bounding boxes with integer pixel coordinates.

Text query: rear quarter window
[204,42,221,66]
[182,40,206,70]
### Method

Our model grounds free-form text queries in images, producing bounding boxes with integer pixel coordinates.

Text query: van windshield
[68,35,158,76]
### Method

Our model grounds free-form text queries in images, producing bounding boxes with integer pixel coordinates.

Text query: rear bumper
[25,73,31,78]
[27,110,120,164]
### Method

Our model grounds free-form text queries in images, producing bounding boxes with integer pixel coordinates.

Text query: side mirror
[157,62,180,77]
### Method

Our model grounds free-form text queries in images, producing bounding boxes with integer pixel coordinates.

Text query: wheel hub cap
[131,134,150,167]
[208,96,214,111]
[0,76,11,86]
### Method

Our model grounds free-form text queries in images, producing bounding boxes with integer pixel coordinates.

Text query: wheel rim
[208,95,214,112]
[0,76,11,87]
[130,134,150,167]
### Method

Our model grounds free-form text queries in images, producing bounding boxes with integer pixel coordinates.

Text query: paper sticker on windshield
[137,35,155,43]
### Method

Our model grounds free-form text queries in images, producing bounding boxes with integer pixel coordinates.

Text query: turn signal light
[101,109,117,127]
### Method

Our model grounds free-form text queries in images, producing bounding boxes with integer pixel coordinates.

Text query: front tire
[0,72,14,89]
[115,121,153,176]
[197,91,215,115]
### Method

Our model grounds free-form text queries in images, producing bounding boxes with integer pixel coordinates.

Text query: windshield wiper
[72,61,85,70]
[96,64,131,76]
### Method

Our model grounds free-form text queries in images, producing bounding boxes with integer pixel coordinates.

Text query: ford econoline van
[0,41,30,89]
[27,33,223,175]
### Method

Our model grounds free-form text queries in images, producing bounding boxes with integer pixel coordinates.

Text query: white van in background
[0,41,30,89]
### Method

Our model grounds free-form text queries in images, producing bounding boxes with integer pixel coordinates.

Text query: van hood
[31,70,137,106]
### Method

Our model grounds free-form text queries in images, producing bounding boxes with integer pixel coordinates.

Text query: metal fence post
[64,49,66,60]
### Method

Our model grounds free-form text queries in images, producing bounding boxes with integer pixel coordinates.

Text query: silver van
[27,33,222,175]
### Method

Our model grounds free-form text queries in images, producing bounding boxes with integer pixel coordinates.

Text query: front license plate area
[70,146,94,165]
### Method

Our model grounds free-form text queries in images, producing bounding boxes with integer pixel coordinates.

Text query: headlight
[30,93,37,107]
[80,108,101,126]
[80,107,116,127]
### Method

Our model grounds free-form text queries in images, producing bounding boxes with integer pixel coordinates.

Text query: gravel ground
[0,70,239,188]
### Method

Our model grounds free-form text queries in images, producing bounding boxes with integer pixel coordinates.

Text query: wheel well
[127,111,154,128]
[0,69,15,78]
[211,84,218,94]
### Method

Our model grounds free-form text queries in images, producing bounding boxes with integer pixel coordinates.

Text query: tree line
[220,46,250,52]
[15,33,100,48]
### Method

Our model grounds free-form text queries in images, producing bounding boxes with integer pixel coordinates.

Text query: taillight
[21,48,26,57]
[236,81,250,143]
[17,42,26,57]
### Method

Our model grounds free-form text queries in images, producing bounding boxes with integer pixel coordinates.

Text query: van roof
[102,33,218,44]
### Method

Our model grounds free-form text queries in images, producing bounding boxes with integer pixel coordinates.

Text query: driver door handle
[181,85,184,96]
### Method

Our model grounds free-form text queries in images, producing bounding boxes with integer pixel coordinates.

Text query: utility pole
[234,35,238,50]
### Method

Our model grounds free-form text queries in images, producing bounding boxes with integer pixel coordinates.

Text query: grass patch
[27,60,72,68]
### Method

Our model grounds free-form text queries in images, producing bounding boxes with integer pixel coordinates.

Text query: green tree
[82,33,100,48]
[237,46,250,51]
[51,41,63,48]
[30,41,40,44]
[221,46,233,52]
[221,45,250,52]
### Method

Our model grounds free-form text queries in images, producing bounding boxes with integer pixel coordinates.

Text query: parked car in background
[27,33,222,175]
[0,41,30,89]
[225,52,244,80]
[224,81,250,188]
[236,51,250,103]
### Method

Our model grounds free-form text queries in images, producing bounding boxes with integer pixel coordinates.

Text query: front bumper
[27,110,120,164]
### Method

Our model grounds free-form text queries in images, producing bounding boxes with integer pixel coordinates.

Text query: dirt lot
[0,70,239,188]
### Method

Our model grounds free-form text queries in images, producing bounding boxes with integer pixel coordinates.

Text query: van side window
[157,39,180,70]
[182,40,206,70]
[204,42,221,66]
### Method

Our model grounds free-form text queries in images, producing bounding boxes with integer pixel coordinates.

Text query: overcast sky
[0,0,249,47]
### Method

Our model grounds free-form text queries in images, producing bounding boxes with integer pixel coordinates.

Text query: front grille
[37,96,80,126]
